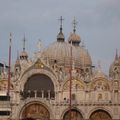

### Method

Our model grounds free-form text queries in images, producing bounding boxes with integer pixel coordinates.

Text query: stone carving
[34,59,44,69]
[92,80,109,91]
[113,67,120,79]
[63,80,84,91]
[58,67,64,81]
[0,81,7,91]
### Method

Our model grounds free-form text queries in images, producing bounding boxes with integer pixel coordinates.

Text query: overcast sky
[0,0,120,74]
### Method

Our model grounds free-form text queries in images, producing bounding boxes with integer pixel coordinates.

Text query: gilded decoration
[91,79,109,91]
[0,80,13,91]
[63,79,84,91]
[63,110,83,120]
[22,103,50,120]
[90,110,112,120]
[34,59,44,69]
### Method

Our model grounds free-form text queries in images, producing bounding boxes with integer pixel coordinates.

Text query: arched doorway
[21,103,50,120]
[89,109,112,120]
[63,109,84,120]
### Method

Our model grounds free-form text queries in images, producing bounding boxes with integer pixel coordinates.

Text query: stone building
[0,18,120,120]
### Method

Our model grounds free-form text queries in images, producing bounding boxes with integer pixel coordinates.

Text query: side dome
[19,35,28,60]
[67,31,92,66]
[57,31,65,42]
[67,17,92,67]
[20,51,28,60]
[78,47,92,66]
[68,32,81,46]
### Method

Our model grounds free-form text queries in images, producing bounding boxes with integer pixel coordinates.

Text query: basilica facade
[0,19,120,120]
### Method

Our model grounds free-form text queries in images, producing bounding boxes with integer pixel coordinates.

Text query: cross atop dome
[58,16,64,32]
[68,17,81,45]
[72,17,78,33]
[19,34,28,60]
[57,16,65,42]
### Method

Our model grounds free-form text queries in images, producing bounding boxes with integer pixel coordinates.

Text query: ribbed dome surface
[57,31,65,42]
[78,47,92,66]
[68,32,81,43]
[41,41,92,68]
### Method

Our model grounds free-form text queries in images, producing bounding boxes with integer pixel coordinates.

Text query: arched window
[22,74,55,99]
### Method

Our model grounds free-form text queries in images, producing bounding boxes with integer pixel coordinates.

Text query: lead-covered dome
[68,32,81,46]
[41,19,92,68]
[20,50,28,60]
[78,46,92,66]
[41,40,92,68]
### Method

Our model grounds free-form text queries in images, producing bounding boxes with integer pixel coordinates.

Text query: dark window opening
[22,74,55,99]
[0,111,10,116]
[0,96,10,101]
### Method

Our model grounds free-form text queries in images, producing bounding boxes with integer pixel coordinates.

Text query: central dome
[41,40,92,68]
[41,20,92,68]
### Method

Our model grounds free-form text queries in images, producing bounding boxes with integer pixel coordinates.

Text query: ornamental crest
[34,59,44,69]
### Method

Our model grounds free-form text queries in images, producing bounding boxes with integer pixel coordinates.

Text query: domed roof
[41,18,92,68]
[68,17,81,46]
[20,51,28,57]
[41,40,92,68]
[57,31,65,42]
[57,16,65,42]
[42,41,70,66]
[78,47,92,66]
[68,32,81,45]
[19,35,28,60]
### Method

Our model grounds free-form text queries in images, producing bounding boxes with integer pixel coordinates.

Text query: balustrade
[20,90,55,100]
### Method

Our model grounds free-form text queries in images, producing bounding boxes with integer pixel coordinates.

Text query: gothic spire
[23,34,26,51]
[115,49,119,60]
